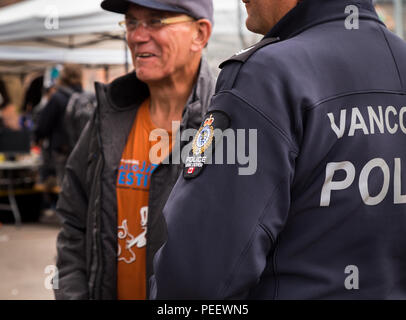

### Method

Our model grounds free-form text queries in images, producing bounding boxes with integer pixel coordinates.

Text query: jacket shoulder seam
[378,24,404,91]
[217,90,299,154]
[305,89,406,111]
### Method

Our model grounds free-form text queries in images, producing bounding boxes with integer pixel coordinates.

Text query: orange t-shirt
[116,99,172,300]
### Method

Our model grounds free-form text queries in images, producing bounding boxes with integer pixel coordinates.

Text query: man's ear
[191,19,212,52]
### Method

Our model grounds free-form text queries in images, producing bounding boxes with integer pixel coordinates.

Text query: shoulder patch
[219,37,280,69]
[183,111,230,180]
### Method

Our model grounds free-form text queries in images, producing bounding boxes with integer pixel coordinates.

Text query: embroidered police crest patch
[184,111,230,179]
[192,114,215,155]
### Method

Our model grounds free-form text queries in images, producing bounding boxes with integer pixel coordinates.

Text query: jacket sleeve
[151,90,298,299]
[54,116,95,300]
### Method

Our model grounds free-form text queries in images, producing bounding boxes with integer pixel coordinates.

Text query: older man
[153,0,406,299]
[55,0,214,300]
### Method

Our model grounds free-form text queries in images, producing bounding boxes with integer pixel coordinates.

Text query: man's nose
[127,24,151,43]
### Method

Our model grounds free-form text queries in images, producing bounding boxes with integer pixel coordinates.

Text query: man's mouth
[242,0,250,3]
[136,53,156,59]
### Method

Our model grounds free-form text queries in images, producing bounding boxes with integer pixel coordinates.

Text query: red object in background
[31,146,41,155]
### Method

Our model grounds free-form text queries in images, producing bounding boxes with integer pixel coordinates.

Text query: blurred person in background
[63,90,97,153]
[32,75,59,212]
[0,79,10,129]
[0,79,20,131]
[20,75,44,130]
[54,0,215,300]
[32,66,60,132]
[35,64,83,187]
[34,84,58,186]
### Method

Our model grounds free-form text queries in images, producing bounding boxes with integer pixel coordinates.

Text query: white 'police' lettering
[359,158,390,206]
[328,106,406,138]
[320,161,355,207]
[320,157,405,207]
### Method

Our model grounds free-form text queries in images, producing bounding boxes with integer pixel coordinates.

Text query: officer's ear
[190,19,212,52]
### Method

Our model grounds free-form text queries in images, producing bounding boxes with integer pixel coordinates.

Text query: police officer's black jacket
[152,0,406,299]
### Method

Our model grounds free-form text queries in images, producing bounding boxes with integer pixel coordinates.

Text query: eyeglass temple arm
[161,15,195,24]
[118,15,194,27]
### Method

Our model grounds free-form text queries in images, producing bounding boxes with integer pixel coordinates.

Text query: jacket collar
[181,56,214,130]
[105,71,149,112]
[265,0,384,41]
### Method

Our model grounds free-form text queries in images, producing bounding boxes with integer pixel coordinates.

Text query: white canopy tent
[0,0,130,74]
[0,0,260,110]
[0,0,260,75]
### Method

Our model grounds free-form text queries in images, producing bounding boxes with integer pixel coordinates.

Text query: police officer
[152,0,406,299]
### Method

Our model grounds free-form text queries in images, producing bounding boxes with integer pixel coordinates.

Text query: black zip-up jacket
[55,58,215,299]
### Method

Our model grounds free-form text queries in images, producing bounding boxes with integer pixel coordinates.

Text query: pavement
[0,216,61,300]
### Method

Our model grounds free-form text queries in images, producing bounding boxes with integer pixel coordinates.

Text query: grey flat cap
[101,0,213,24]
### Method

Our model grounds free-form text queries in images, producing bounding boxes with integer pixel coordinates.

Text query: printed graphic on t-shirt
[117,206,148,264]
[117,159,159,191]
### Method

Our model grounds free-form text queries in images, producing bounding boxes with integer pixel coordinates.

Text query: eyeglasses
[118,15,195,32]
